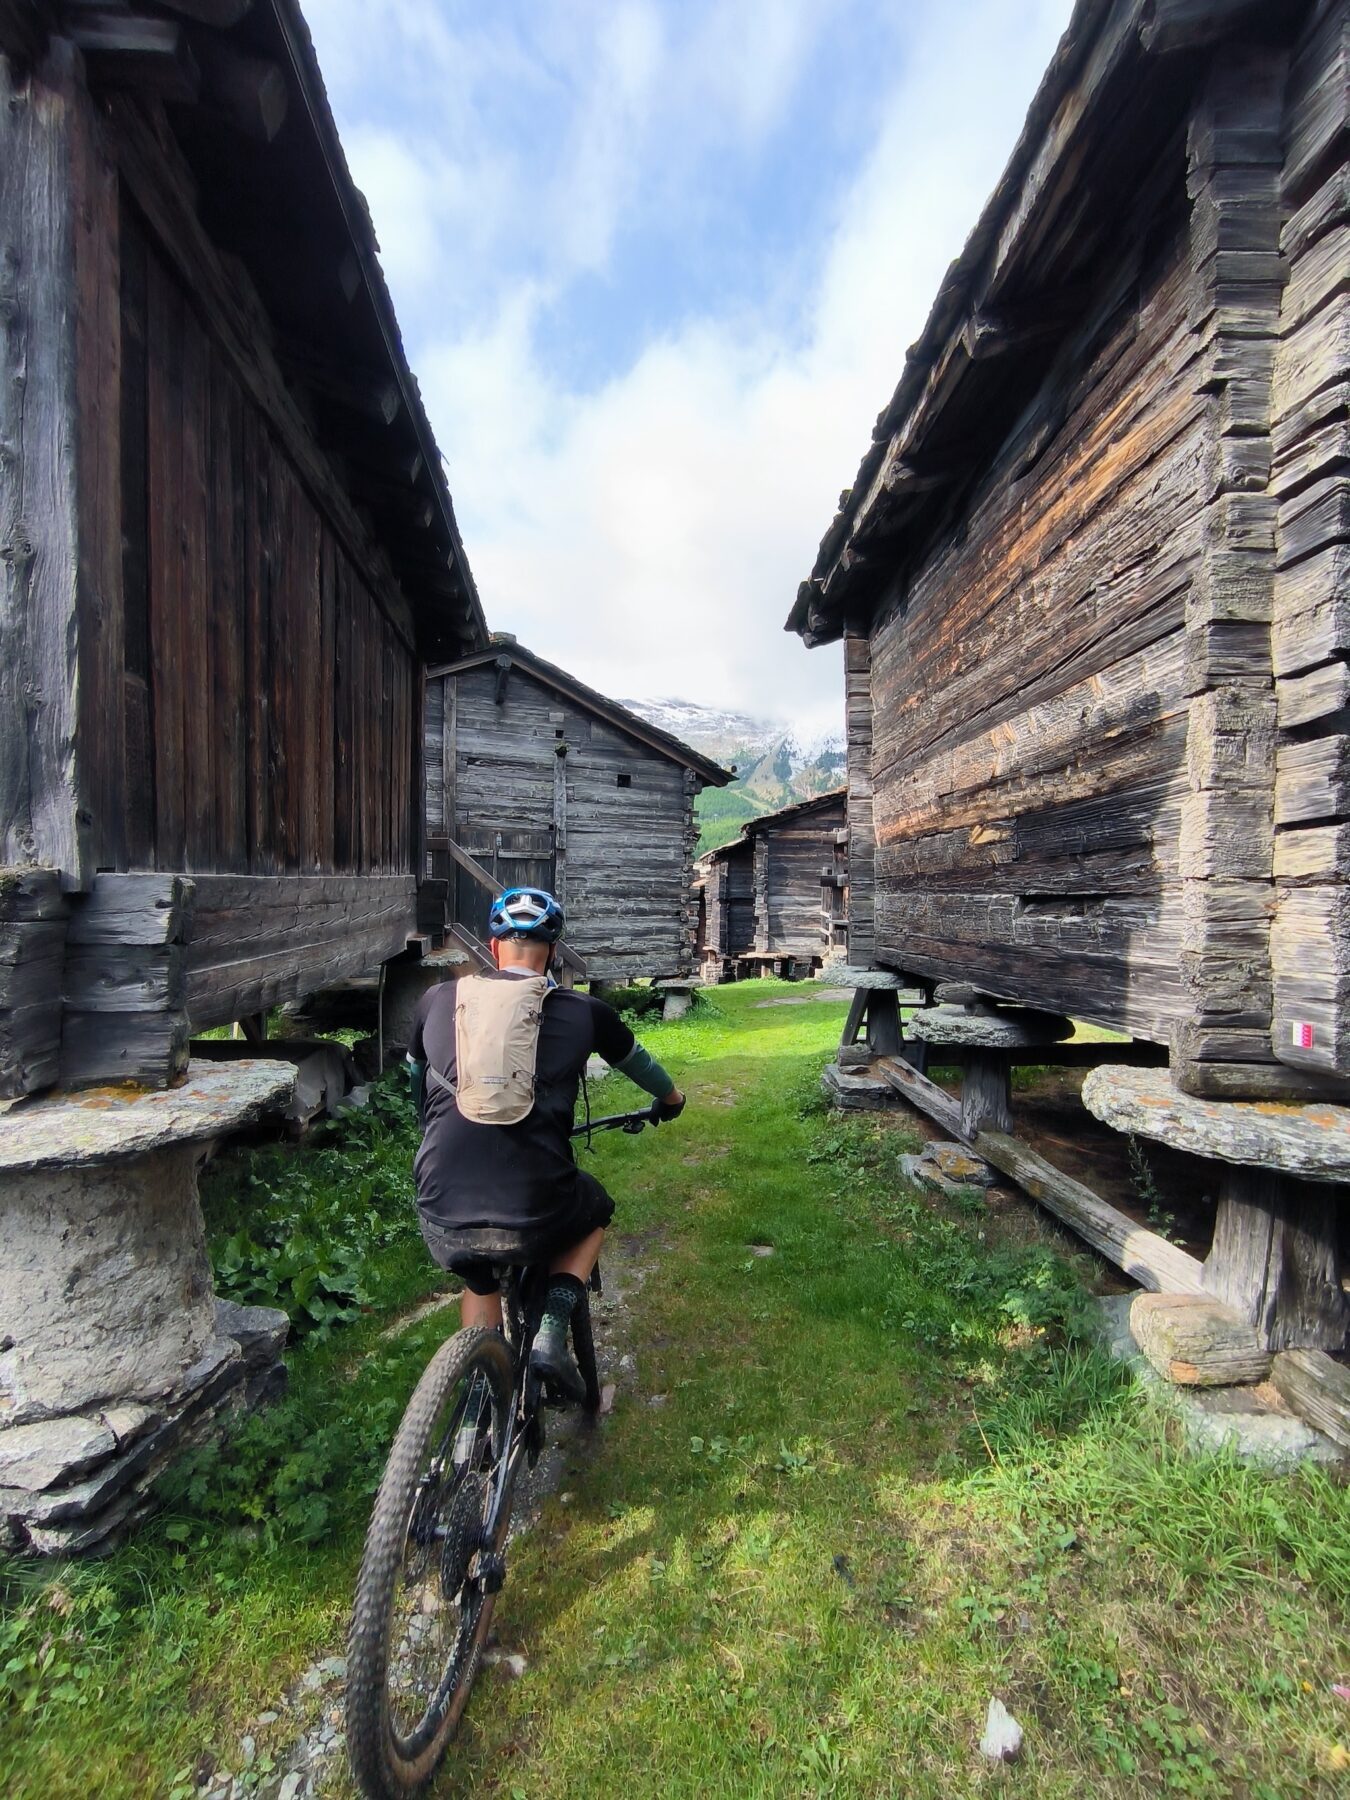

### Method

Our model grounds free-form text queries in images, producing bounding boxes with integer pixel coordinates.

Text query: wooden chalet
[423,642,731,984]
[0,0,487,1095]
[698,789,848,980]
[792,0,1350,1402]
[789,0,1350,1107]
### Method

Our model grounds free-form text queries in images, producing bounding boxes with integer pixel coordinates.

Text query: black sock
[541,1274,585,1332]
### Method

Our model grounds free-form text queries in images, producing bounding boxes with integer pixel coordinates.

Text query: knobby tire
[347,1327,516,1799]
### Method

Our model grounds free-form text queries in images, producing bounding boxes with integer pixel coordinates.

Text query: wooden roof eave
[785,0,1272,646]
[427,645,735,789]
[740,787,848,838]
[266,0,488,657]
[26,0,491,664]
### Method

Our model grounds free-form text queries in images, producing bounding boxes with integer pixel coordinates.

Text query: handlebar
[571,1101,666,1139]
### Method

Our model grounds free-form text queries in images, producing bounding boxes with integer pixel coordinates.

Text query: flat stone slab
[0,1415,117,1492]
[821,1063,900,1111]
[418,947,472,970]
[819,965,909,990]
[0,1059,294,1172]
[1082,1065,1350,1183]
[908,1004,1074,1048]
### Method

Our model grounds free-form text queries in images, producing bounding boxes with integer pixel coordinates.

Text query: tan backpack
[447,973,551,1125]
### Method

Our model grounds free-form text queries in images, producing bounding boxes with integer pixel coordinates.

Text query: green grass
[3,984,1348,1798]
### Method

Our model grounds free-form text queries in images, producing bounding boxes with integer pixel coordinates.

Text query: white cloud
[307,0,1076,733]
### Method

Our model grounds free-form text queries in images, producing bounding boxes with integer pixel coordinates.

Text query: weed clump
[201,1080,421,1336]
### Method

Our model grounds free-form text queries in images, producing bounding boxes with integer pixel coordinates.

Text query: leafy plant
[201,1077,422,1337]
[1127,1133,1176,1237]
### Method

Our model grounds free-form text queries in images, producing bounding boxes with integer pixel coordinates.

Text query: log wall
[751,795,847,962]
[1269,0,1350,1079]
[867,128,1202,1043]
[854,11,1350,1096]
[428,664,700,981]
[698,840,755,976]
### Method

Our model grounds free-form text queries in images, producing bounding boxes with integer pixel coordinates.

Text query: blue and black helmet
[487,886,566,944]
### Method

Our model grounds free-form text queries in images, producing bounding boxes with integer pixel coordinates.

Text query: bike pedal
[474,1551,507,1595]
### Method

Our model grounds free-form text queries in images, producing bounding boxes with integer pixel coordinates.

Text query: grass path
[395,987,1350,1800]
[3,984,1349,1798]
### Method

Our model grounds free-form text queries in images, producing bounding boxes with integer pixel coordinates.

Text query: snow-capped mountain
[621,697,846,853]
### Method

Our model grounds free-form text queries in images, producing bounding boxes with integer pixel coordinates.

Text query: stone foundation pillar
[1083,1065,1350,1355]
[0,1061,293,1554]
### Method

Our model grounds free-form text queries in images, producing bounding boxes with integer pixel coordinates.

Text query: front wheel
[347,1327,516,1799]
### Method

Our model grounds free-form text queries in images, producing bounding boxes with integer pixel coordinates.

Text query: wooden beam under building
[277,340,402,426]
[67,12,201,103]
[873,1055,1207,1296]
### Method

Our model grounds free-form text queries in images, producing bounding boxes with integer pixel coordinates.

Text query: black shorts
[419,1171,616,1293]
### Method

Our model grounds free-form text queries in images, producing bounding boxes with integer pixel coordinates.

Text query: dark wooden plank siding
[121,217,418,880]
[72,79,126,877]
[699,844,752,970]
[844,635,875,965]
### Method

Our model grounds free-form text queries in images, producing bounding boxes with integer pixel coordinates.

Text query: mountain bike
[346,1103,664,1800]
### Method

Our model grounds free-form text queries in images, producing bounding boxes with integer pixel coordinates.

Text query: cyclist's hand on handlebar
[651,1088,686,1124]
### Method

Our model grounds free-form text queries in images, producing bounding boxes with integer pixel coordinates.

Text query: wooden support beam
[961,1050,1012,1138]
[873,1056,1207,1295]
[882,456,951,495]
[1130,1292,1271,1386]
[865,988,901,1058]
[959,309,1061,363]
[348,467,436,530]
[152,0,254,25]
[1140,0,1277,55]
[195,40,288,143]
[68,13,201,103]
[1271,1348,1350,1451]
[1203,1166,1349,1351]
[276,341,401,426]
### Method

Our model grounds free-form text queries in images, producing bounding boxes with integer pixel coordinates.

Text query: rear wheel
[347,1327,516,1799]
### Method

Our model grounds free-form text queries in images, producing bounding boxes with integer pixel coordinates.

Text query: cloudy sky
[305,0,1074,737]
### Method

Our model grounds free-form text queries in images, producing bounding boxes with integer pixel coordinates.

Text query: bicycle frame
[472,1104,659,1571]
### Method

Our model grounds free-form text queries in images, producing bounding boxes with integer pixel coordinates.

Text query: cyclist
[407,887,685,1402]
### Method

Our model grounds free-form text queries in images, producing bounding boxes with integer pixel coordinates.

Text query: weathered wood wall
[751,794,847,961]
[866,128,1201,1044]
[427,663,700,980]
[113,183,420,883]
[0,44,89,889]
[1269,0,1350,1079]
[830,2,1348,1099]
[844,635,876,965]
[0,41,447,1082]
[699,839,755,974]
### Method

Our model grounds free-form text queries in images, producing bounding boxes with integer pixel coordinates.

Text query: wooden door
[455,827,556,939]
